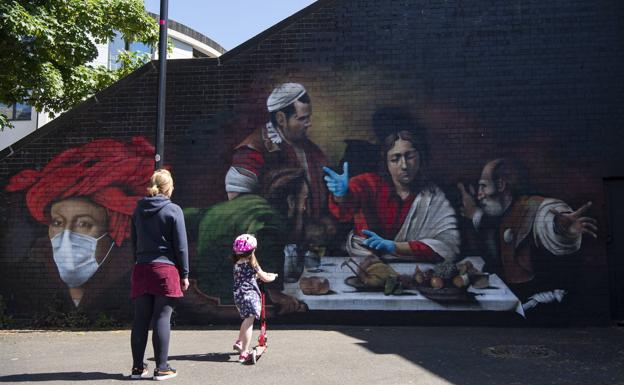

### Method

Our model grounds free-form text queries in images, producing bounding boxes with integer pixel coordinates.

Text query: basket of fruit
[413,260,488,302]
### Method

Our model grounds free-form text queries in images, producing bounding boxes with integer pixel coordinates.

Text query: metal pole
[155,0,168,170]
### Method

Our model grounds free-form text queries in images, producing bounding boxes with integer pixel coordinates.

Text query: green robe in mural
[184,194,287,304]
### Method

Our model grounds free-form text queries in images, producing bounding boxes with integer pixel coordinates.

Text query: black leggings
[131,295,174,370]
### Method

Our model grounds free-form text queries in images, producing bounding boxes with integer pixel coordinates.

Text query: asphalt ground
[1,326,624,385]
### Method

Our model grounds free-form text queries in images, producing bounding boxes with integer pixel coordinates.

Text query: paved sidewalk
[1,326,624,385]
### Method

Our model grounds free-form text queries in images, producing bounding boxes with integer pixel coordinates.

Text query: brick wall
[1,0,622,325]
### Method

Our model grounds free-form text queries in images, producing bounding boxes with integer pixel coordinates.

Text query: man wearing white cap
[225,83,327,218]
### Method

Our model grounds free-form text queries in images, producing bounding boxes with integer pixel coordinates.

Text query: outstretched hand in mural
[323,162,349,197]
[457,157,599,312]
[456,182,479,220]
[327,124,460,263]
[551,202,598,239]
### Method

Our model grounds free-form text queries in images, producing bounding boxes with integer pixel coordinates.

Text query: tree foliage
[0,0,159,129]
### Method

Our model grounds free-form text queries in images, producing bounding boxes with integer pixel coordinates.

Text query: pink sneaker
[233,340,242,353]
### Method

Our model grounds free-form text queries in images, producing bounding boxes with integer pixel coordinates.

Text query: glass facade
[108,32,153,70]
[0,102,32,121]
[0,103,12,118]
[173,38,193,54]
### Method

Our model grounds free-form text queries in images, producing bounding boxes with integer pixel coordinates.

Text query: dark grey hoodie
[131,194,189,278]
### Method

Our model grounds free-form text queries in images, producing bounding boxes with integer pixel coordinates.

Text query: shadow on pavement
[166,352,233,362]
[336,326,624,385]
[0,372,126,382]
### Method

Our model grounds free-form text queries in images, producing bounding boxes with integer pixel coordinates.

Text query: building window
[0,102,32,121]
[108,31,153,70]
[108,32,125,69]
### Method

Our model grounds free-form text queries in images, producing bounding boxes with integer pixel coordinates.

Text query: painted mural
[0,80,599,325]
[2,137,155,321]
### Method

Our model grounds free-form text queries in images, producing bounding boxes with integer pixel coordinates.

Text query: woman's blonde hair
[147,169,174,197]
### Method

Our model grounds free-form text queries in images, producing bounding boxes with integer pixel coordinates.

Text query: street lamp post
[155,0,168,170]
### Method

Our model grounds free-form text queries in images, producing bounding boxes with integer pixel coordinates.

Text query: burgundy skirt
[131,262,183,299]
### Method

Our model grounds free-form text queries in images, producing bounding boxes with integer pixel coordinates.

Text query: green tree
[0,0,159,129]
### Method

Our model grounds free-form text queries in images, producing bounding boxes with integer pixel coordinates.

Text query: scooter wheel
[251,348,257,364]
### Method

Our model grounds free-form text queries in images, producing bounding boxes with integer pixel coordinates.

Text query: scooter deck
[240,345,266,365]
[253,344,267,361]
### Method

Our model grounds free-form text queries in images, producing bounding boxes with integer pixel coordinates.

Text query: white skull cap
[266,83,307,112]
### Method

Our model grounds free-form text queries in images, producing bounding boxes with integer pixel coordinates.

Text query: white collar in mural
[266,122,284,144]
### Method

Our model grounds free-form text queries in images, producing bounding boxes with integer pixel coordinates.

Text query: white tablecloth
[282,256,525,316]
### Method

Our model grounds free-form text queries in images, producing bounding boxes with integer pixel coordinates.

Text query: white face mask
[51,230,113,288]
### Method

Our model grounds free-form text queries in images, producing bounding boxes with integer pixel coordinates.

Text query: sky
[143,0,317,51]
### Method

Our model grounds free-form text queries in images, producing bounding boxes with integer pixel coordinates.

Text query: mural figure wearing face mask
[5,136,155,317]
[49,198,114,304]
[51,231,110,287]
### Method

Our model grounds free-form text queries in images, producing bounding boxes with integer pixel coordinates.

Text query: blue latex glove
[362,230,396,254]
[322,162,349,197]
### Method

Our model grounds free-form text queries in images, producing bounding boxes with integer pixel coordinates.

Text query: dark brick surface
[1,0,622,325]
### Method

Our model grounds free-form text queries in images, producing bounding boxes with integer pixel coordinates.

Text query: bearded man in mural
[186,167,309,316]
[4,137,155,319]
[225,82,327,219]
[457,158,598,312]
[323,119,460,263]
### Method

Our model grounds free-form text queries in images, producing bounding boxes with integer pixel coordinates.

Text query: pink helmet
[233,234,257,254]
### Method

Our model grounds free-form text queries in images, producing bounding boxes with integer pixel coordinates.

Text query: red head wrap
[6,136,156,246]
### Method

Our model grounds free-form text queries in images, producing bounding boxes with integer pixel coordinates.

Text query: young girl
[231,234,277,363]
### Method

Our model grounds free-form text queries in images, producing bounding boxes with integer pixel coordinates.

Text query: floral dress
[233,261,261,319]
